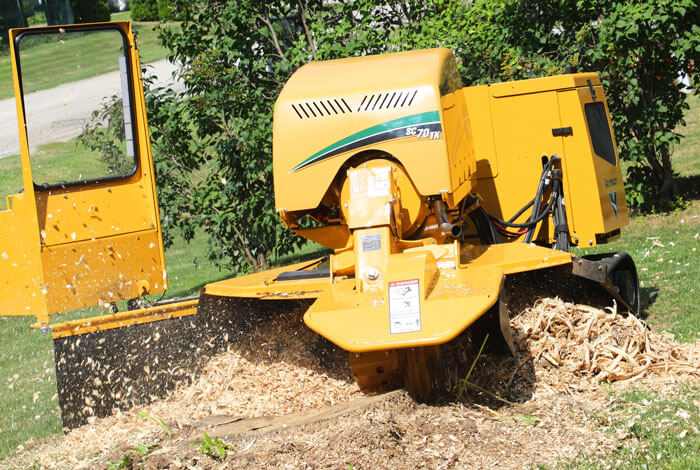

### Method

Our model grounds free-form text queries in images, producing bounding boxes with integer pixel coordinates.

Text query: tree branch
[297,0,317,60]
[231,222,259,268]
[258,13,288,62]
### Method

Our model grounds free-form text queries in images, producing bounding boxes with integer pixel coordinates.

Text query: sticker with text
[389,279,421,334]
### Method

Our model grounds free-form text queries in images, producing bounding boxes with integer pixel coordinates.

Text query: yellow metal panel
[0,194,48,320]
[203,258,329,299]
[303,263,503,352]
[468,72,627,248]
[301,242,571,352]
[463,85,499,179]
[0,27,51,322]
[41,230,166,313]
[489,73,600,98]
[461,243,572,274]
[51,299,198,339]
[273,48,460,213]
[474,88,565,225]
[36,179,158,246]
[292,225,352,250]
[441,88,476,206]
[557,85,628,245]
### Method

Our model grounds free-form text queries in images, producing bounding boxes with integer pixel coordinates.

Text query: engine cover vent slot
[291,90,418,119]
[292,99,353,119]
[358,89,418,112]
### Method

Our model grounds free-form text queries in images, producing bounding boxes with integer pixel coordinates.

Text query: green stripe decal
[289,110,441,173]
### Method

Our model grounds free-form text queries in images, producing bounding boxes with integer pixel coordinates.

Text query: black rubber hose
[525,157,555,242]
[469,206,502,244]
[486,193,557,228]
[508,197,534,224]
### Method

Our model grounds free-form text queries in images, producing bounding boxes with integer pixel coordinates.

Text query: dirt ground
[4,282,698,469]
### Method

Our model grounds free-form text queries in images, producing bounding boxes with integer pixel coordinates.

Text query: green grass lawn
[575,201,700,342]
[0,11,170,100]
[538,384,700,470]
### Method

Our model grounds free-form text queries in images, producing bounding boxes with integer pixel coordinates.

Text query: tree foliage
[131,0,159,21]
[147,0,698,272]
[78,95,135,176]
[131,0,181,21]
[71,0,111,23]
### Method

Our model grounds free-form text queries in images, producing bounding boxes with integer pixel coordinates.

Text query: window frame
[14,24,140,191]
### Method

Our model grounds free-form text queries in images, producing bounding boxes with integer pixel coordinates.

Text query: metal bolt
[367,268,380,281]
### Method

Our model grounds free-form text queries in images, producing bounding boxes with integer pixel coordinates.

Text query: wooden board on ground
[192,390,402,441]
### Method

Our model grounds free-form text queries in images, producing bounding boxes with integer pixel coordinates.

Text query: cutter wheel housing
[1,25,640,429]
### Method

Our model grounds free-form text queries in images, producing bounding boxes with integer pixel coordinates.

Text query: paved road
[0,59,183,159]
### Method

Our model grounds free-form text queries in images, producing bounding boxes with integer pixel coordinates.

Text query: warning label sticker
[388,279,421,334]
[362,234,382,252]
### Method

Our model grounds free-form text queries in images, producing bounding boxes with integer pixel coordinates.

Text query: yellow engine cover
[273,48,477,216]
[465,73,629,246]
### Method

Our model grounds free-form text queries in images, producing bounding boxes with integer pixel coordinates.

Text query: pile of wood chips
[15,309,361,469]
[513,297,699,386]
[5,298,698,469]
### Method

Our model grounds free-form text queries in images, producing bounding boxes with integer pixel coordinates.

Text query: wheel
[611,265,640,315]
[581,252,641,316]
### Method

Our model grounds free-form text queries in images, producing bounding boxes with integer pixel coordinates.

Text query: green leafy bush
[157,0,176,20]
[71,0,110,23]
[131,0,159,21]
[132,0,179,21]
[77,95,134,176]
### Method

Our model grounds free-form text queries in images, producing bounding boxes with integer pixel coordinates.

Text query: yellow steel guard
[51,299,198,339]
[203,258,329,299]
[302,243,572,352]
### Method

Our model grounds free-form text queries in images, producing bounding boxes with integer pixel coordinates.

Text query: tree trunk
[657,144,677,199]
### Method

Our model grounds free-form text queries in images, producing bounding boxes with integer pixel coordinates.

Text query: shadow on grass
[639,286,660,320]
[677,174,700,200]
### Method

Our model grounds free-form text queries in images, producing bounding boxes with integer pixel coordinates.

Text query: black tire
[610,260,640,315]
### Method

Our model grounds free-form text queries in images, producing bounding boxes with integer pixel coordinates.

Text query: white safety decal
[389,279,421,334]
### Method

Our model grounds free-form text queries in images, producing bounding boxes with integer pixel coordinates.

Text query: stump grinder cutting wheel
[1,23,639,429]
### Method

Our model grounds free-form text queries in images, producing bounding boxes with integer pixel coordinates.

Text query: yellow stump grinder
[1,23,639,428]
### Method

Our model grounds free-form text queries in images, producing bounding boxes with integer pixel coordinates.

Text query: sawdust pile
[149,308,361,421]
[513,297,699,386]
[4,298,698,469]
[11,308,360,469]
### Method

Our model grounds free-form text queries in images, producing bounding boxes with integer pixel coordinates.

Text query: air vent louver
[292,90,418,119]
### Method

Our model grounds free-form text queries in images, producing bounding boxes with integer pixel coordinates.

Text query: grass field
[575,201,700,342]
[0,141,115,207]
[0,11,169,100]
[539,384,700,469]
